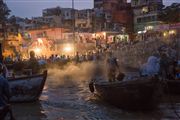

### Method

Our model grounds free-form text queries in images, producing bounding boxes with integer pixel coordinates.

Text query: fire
[34,47,41,54]
[37,38,43,44]
[63,44,75,54]
[64,46,72,52]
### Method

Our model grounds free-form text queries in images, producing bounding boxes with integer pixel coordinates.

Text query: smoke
[47,61,107,87]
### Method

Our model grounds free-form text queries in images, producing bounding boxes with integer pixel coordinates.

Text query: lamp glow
[34,48,41,54]
[64,46,72,52]
[37,38,43,44]
[63,44,74,53]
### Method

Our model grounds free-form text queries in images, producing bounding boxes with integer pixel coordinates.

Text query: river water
[11,64,180,120]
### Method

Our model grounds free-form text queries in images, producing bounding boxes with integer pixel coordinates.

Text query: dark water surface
[11,69,180,120]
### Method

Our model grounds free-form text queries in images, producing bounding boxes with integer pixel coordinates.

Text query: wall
[28,27,68,40]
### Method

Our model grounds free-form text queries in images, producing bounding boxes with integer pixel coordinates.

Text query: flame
[37,38,43,44]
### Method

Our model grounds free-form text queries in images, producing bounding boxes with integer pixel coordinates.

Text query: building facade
[131,0,164,33]
[94,0,133,33]
[75,9,93,32]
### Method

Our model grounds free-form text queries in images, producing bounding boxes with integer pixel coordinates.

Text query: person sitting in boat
[140,53,160,77]
[27,51,40,74]
[0,63,15,120]
[13,57,25,75]
[159,52,170,79]
[106,52,119,82]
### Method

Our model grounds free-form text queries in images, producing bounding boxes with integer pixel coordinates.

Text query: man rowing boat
[106,52,119,82]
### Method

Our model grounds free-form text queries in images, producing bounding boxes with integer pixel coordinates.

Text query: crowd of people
[2,35,180,82]
[140,45,180,80]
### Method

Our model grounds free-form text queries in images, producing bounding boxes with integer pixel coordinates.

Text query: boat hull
[9,70,47,102]
[164,80,180,95]
[94,78,161,110]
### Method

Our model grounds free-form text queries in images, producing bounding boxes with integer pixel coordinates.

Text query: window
[147,16,151,22]
[66,12,69,17]
[83,24,86,27]
[133,0,138,6]
[142,6,149,14]
[11,28,14,32]
[144,17,148,22]
[137,18,142,23]
[151,16,156,21]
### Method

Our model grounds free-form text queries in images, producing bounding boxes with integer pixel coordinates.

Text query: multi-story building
[75,9,93,32]
[94,0,127,10]
[2,16,24,57]
[43,6,94,32]
[32,16,62,28]
[112,3,133,33]
[61,8,78,29]
[94,0,133,33]
[131,0,164,33]
[43,7,78,30]
[43,6,61,17]
[93,8,104,32]
[27,27,69,56]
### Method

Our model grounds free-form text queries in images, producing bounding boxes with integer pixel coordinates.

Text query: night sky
[4,0,179,18]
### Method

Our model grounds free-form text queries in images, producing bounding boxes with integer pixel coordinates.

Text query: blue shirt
[0,75,10,106]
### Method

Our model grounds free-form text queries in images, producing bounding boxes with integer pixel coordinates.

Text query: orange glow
[169,30,176,35]
[103,32,106,36]
[63,44,74,53]
[37,38,43,44]
[163,32,168,37]
[34,48,41,54]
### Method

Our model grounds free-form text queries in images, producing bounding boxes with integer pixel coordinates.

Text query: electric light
[64,46,72,52]
[103,32,106,36]
[169,30,176,35]
[163,32,168,37]
[92,33,96,38]
[138,31,142,34]
[63,44,74,53]
[37,38,43,44]
[34,48,41,54]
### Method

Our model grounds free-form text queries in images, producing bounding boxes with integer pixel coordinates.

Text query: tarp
[140,56,160,76]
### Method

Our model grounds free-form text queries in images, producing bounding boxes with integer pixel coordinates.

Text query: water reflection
[12,68,180,120]
[12,102,46,120]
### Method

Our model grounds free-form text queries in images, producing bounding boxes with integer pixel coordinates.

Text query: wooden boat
[0,106,9,120]
[90,77,161,110]
[8,70,47,102]
[0,105,14,120]
[163,80,180,95]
